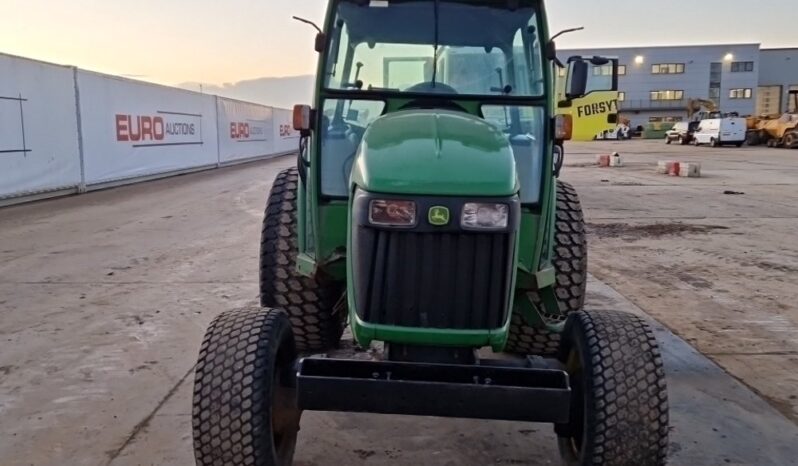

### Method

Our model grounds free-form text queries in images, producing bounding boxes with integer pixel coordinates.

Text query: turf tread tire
[259,167,344,352]
[193,307,299,466]
[556,310,669,466]
[505,181,588,355]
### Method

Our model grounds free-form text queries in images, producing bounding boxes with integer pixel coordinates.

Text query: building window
[593,64,625,76]
[652,63,685,74]
[731,61,755,72]
[789,85,798,113]
[617,91,626,101]
[593,64,614,76]
[709,87,721,100]
[709,62,722,106]
[650,90,684,101]
[729,88,753,99]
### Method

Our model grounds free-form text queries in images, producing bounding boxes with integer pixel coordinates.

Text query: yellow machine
[687,98,719,121]
[556,75,621,141]
[746,90,798,148]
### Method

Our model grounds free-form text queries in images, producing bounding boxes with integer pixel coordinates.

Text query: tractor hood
[351,109,518,196]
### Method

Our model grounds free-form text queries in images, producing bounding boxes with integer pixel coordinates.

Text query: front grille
[352,227,514,330]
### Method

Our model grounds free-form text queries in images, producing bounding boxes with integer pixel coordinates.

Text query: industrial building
[559,44,798,128]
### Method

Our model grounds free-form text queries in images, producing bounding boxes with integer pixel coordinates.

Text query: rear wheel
[746,131,761,146]
[193,308,300,466]
[505,181,587,356]
[785,131,798,148]
[260,168,345,352]
[665,136,671,145]
[556,310,669,466]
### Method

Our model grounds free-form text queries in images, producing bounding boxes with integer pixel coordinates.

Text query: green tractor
[192,1,669,465]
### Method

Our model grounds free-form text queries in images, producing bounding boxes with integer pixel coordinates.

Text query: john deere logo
[428,206,450,226]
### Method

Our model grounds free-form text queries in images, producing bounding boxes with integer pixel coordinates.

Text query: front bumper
[296,356,571,423]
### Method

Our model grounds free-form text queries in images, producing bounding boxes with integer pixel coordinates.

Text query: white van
[693,117,747,147]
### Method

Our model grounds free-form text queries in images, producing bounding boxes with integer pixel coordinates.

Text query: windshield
[324,0,544,97]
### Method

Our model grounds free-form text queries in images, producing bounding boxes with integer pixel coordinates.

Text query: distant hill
[177,75,315,109]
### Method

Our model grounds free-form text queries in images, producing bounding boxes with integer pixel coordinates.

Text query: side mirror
[293,105,312,133]
[565,55,618,100]
[565,59,588,100]
[554,114,573,141]
[314,33,327,53]
[292,16,326,53]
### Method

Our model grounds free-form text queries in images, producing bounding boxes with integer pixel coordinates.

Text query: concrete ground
[0,140,797,465]
[566,139,798,426]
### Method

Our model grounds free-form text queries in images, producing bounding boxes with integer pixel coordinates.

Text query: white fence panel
[216,97,275,164]
[273,108,300,154]
[77,71,219,185]
[0,53,81,199]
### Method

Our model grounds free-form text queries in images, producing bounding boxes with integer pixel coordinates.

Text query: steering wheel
[405,82,458,94]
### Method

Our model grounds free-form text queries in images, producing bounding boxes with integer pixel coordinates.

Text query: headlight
[462,203,509,229]
[369,199,417,226]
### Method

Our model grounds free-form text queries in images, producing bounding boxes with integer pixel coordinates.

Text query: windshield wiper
[431,0,440,88]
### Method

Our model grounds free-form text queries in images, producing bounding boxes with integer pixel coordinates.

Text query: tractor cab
[313,0,549,201]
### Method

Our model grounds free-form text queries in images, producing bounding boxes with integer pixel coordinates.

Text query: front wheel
[556,310,669,466]
[193,307,300,466]
[710,137,719,147]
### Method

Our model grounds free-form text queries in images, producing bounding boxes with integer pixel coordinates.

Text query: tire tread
[193,307,296,466]
[259,167,344,352]
[559,310,669,466]
[505,181,587,355]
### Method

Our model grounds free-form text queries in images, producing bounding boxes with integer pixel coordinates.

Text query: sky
[1,0,796,87]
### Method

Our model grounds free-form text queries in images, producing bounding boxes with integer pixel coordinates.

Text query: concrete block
[679,163,702,178]
[609,152,623,167]
[597,154,611,167]
[657,160,677,174]
[669,162,681,176]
